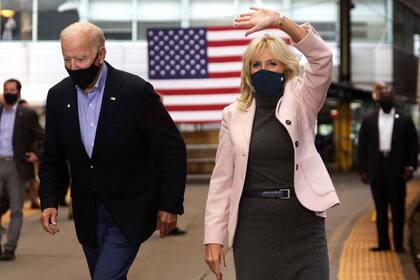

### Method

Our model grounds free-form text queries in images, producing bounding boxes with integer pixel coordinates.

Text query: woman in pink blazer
[204,6,340,280]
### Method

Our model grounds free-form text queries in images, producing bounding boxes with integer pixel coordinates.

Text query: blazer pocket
[300,153,335,196]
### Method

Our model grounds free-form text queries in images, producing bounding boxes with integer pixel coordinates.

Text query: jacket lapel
[391,110,401,149]
[12,105,23,144]
[63,78,91,160]
[91,64,122,160]
[275,81,297,142]
[373,111,380,150]
[240,98,255,149]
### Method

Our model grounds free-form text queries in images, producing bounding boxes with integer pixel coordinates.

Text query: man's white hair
[61,21,105,51]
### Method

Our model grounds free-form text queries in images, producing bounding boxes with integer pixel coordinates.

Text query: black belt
[242,188,295,199]
[379,151,391,157]
[0,156,14,161]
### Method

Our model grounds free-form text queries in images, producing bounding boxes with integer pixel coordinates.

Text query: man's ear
[100,47,107,64]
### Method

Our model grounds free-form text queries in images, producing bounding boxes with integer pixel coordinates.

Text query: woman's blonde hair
[238,34,299,111]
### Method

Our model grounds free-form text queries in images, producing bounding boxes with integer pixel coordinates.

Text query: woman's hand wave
[234,6,282,36]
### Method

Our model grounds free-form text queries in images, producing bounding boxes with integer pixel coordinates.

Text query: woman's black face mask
[251,70,285,97]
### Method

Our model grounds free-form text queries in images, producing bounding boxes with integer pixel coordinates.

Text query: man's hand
[360,173,369,184]
[156,210,177,238]
[40,207,60,235]
[205,244,225,280]
[402,166,414,182]
[25,152,38,163]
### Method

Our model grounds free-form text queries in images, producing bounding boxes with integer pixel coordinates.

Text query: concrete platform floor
[0,172,418,280]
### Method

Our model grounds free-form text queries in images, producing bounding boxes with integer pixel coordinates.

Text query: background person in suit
[0,78,44,261]
[0,96,5,233]
[204,6,339,280]
[358,86,418,253]
[18,99,42,210]
[39,22,186,279]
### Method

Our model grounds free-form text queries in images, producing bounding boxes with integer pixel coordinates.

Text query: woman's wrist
[275,12,285,29]
[205,243,223,248]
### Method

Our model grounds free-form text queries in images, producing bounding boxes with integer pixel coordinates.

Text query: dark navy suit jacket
[358,108,418,181]
[39,62,187,248]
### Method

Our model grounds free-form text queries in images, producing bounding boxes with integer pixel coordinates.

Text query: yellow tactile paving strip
[338,182,420,280]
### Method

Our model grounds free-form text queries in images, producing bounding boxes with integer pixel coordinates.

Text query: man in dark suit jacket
[39,22,186,279]
[358,87,418,253]
[0,78,44,261]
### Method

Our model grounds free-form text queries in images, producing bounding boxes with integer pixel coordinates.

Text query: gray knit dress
[233,93,329,280]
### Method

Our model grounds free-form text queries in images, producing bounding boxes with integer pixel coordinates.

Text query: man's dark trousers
[83,199,140,280]
[371,153,406,249]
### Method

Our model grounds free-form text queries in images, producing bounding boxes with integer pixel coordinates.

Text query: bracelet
[277,12,285,28]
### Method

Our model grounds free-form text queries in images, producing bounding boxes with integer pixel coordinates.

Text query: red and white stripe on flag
[148,26,289,124]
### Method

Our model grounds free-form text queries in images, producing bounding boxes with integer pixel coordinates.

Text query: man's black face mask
[66,51,101,90]
[3,92,18,105]
[379,99,394,113]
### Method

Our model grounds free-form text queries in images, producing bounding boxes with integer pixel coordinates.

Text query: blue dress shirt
[76,64,108,158]
[0,104,17,157]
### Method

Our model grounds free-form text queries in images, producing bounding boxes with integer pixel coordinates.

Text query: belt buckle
[278,189,290,199]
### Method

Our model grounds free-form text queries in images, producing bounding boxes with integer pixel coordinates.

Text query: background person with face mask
[0,78,44,261]
[358,85,418,253]
[204,6,339,280]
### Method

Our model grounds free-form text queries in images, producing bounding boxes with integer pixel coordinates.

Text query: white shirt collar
[3,103,18,113]
[379,107,395,117]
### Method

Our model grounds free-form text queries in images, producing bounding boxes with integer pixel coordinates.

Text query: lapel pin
[67,104,71,108]
[395,114,399,119]
[110,97,116,101]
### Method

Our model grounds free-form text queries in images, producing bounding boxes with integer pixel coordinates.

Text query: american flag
[147,26,289,124]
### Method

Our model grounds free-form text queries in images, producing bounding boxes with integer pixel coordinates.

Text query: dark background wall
[393,0,420,101]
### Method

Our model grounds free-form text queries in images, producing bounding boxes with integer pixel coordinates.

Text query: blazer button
[296,164,299,170]
[90,165,94,170]
[295,141,299,147]
[285,120,292,125]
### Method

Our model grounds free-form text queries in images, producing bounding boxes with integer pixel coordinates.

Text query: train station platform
[0,172,419,280]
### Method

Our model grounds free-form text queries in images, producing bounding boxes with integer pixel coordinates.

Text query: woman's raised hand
[234,6,282,36]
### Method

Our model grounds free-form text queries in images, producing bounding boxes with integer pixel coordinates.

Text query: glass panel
[137,21,180,40]
[351,0,389,43]
[239,0,282,11]
[190,0,234,27]
[284,0,337,23]
[0,0,32,40]
[414,34,420,57]
[189,18,232,27]
[38,0,79,40]
[92,20,131,40]
[136,0,181,22]
[90,0,132,40]
[311,22,336,42]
